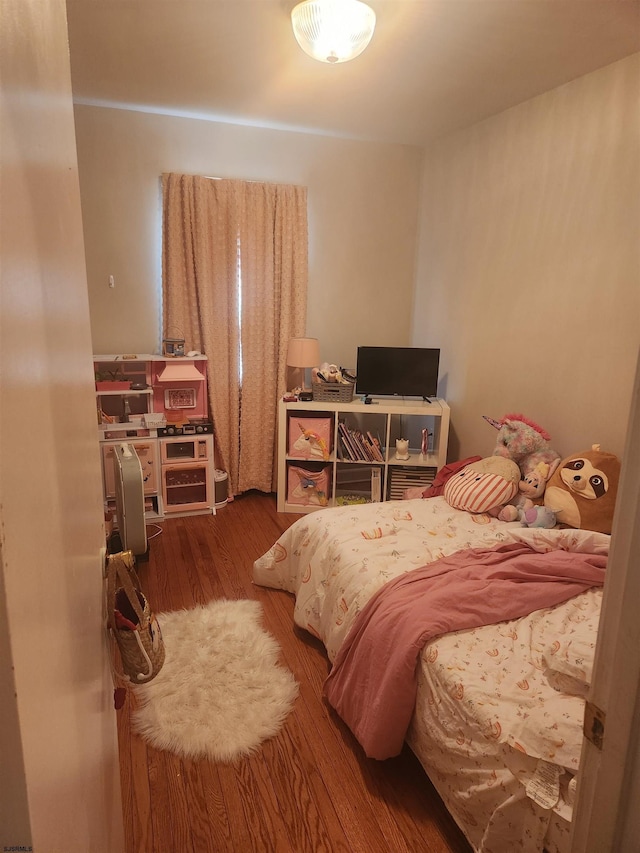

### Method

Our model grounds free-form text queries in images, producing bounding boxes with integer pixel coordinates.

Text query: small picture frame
[164,388,196,409]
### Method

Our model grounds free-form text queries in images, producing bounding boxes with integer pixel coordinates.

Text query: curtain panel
[162,174,308,497]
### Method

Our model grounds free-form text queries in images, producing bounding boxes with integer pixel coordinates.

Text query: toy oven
[159,434,213,514]
[161,460,212,513]
[160,435,211,464]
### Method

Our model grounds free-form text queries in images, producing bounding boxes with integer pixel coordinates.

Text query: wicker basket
[107,551,165,685]
[312,382,355,403]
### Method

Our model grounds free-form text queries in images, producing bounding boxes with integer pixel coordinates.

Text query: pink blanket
[323,542,607,760]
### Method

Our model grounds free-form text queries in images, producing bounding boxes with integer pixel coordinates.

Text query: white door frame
[572,346,640,851]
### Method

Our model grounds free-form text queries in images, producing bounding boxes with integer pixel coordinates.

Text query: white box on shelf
[144,412,166,428]
[371,468,381,502]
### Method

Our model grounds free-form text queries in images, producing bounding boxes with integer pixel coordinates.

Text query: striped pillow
[444,464,519,513]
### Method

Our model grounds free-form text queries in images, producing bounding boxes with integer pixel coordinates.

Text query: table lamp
[286,337,320,393]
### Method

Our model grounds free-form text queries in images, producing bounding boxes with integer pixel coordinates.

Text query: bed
[253,496,610,853]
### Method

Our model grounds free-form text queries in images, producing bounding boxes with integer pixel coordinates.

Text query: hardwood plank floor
[116,491,472,853]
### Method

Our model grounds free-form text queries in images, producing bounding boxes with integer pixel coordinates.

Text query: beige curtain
[162,174,308,496]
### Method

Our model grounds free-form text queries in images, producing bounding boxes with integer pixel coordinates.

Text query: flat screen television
[355,346,440,400]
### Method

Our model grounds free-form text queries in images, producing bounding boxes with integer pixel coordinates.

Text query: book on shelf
[351,429,370,461]
[338,422,358,461]
[339,421,387,463]
[361,432,375,460]
[367,431,384,462]
[338,422,360,461]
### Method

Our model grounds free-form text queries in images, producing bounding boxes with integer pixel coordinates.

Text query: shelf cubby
[278,398,450,513]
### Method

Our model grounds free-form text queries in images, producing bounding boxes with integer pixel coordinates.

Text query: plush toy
[484,413,561,479]
[519,505,557,528]
[312,363,352,385]
[544,444,621,534]
[519,462,553,504]
[497,461,554,520]
[500,500,557,528]
[444,456,520,515]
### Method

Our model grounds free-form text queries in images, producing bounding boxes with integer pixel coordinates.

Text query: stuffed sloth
[544,444,620,534]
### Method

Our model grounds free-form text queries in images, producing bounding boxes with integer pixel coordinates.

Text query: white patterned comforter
[253,497,609,853]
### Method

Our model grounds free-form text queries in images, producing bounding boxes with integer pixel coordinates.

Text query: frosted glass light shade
[291,0,376,64]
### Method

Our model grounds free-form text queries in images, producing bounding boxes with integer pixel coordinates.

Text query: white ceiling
[66,0,640,147]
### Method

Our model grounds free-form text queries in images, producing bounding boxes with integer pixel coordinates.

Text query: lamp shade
[286,337,320,368]
[291,0,376,64]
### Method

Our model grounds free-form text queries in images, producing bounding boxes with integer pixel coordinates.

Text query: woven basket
[107,551,165,684]
[312,382,354,403]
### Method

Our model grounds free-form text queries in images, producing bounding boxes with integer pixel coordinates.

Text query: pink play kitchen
[94,354,215,518]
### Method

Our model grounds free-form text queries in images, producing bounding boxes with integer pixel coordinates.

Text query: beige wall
[413,54,640,462]
[75,55,639,463]
[74,106,422,369]
[1,0,123,849]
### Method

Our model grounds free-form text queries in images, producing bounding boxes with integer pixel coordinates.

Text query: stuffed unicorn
[484,413,561,479]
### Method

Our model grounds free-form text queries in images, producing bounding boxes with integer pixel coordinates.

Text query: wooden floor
[117,491,473,853]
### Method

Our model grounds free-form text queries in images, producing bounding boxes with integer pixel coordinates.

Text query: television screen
[355,347,440,400]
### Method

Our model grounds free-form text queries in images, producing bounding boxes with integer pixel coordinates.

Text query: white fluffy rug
[132,599,298,762]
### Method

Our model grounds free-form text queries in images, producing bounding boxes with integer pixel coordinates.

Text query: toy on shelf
[312,363,354,385]
[420,427,432,457]
[395,439,410,461]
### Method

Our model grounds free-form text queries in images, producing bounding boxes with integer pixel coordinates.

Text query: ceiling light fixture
[291,0,376,64]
